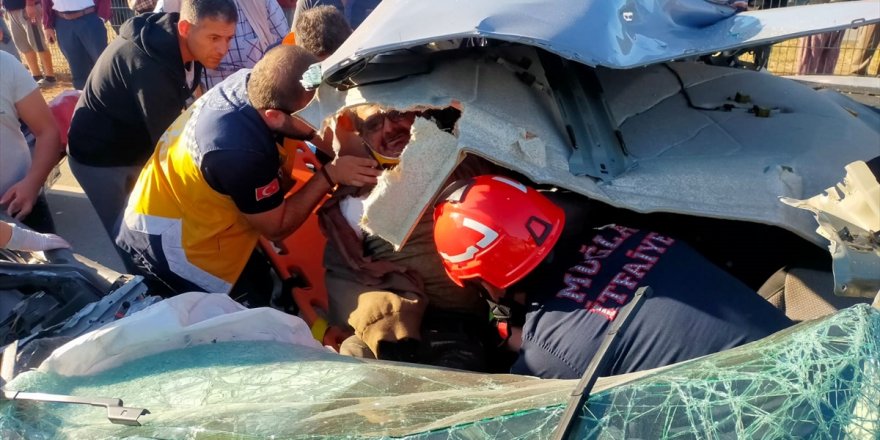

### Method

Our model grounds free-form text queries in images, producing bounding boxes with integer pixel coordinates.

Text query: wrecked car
[2,0,880,438]
[299,0,880,291]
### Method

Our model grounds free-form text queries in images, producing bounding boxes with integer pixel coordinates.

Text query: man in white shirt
[40,0,110,89]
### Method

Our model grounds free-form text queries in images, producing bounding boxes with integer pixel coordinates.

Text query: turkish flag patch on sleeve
[255,178,280,201]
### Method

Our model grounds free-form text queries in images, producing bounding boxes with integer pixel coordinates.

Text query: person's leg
[67,156,142,240]
[0,36,19,59]
[0,16,20,59]
[12,3,56,83]
[117,229,204,297]
[818,30,845,75]
[27,3,55,80]
[22,50,42,77]
[6,9,35,66]
[228,248,275,308]
[339,335,377,359]
[53,18,90,89]
[37,51,55,81]
[29,4,54,79]
[798,35,818,75]
[20,4,55,81]
[852,25,880,76]
[78,14,107,70]
[323,242,375,327]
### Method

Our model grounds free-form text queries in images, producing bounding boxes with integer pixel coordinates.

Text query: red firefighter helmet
[433,175,565,288]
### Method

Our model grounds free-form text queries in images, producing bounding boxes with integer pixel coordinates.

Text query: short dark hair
[294,5,352,58]
[181,0,238,24]
[247,45,319,111]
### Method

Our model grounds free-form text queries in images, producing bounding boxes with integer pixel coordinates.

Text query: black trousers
[132,245,275,309]
[21,194,55,234]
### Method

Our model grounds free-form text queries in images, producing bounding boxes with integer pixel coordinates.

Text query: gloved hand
[4,222,70,252]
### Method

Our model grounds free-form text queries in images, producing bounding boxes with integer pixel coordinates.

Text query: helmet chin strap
[362,138,401,169]
[479,288,528,347]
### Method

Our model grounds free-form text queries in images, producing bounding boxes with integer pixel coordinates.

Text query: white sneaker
[36,76,57,88]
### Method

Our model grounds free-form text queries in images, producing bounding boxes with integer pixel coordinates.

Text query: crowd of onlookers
[0,0,380,87]
[0,0,373,237]
[0,0,373,283]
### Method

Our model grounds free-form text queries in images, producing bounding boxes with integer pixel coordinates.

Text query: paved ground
[28,74,122,272]
[35,74,126,273]
[47,159,126,273]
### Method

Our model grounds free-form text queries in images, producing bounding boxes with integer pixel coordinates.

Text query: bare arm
[41,0,55,31]
[1,90,63,219]
[244,155,380,241]
[25,0,36,22]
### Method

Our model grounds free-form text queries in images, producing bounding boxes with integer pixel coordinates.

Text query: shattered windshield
[2,305,877,438]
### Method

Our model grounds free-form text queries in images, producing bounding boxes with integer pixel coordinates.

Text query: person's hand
[324,155,382,187]
[331,110,368,156]
[0,178,42,220]
[4,222,70,251]
[25,4,36,23]
[44,28,55,44]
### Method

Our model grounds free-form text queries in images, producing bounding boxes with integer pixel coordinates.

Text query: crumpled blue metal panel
[321,0,880,76]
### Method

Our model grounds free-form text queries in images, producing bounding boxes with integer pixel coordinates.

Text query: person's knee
[339,334,376,359]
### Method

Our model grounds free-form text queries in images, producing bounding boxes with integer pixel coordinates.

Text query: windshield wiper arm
[1,340,150,426]
[2,388,150,426]
[551,286,651,440]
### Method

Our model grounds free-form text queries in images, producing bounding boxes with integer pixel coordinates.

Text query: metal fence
[21,1,880,78]
[751,0,880,76]
[768,25,880,76]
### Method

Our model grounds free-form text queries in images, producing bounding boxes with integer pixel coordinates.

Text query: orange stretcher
[259,138,348,349]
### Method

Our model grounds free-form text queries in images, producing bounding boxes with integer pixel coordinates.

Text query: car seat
[758,266,869,321]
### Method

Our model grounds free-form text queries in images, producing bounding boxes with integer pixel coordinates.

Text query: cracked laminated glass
[1,305,877,439]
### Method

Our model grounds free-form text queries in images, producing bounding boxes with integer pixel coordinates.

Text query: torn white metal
[783,160,880,299]
[304,47,880,249]
[360,117,461,248]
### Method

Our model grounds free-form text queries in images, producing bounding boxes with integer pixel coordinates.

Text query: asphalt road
[46,159,126,273]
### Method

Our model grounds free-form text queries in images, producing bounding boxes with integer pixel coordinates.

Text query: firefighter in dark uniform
[432,175,793,379]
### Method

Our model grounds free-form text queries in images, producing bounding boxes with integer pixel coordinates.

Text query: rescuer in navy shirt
[433,175,793,380]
